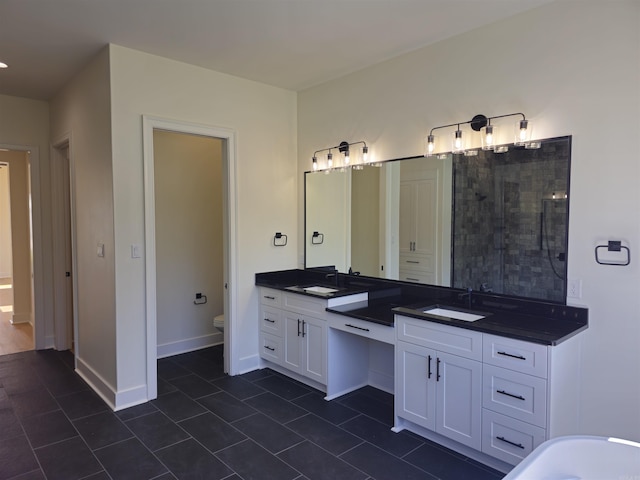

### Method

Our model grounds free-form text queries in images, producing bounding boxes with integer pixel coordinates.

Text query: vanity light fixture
[453,126,464,153]
[425,112,537,156]
[339,141,350,167]
[311,140,369,172]
[482,122,495,150]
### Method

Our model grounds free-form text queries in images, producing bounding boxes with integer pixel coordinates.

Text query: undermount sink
[303,286,340,295]
[422,306,486,322]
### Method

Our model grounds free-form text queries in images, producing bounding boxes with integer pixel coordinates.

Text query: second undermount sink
[302,286,340,295]
[422,306,486,322]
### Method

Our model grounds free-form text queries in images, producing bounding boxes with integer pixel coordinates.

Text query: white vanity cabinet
[395,315,582,470]
[395,315,483,449]
[282,311,326,384]
[481,334,550,465]
[258,287,367,389]
[259,287,327,386]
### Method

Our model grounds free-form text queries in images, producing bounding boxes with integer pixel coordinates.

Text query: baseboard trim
[113,384,149,411]
[11,312,32,324]
[76,356,117,410]
[236,352,261,375]
[368,369,394,395]
[157,333,222,359]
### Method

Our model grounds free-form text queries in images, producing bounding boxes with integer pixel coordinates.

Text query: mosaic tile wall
[452,137,570,302]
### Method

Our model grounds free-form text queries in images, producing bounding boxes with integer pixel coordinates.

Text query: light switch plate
[131,244,141,258]
[97,243,105,257]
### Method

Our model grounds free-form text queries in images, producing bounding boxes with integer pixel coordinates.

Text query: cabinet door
[283,312,303,374]
[436,351,482,450]
[399,182,415,254]
[395,341,436,430]
[413,177,437,256]
[302,316,327,385]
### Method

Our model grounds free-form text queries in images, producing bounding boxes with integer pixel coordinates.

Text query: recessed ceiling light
[0,62,7,68]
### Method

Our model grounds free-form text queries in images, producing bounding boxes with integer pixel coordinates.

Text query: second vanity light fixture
[425,112,539,157]
[312,140,369,172]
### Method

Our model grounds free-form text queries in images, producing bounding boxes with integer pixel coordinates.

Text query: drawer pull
[427,355,432,379]
[264,346,275,351]
[496,436,525,449]
[406,260,420,264]
[436,357,441,381]
[264,295,276,300]
[497,389,526,401]
[264,318,275,323]
[302,320,306,338]
[406,277,420,282]
[345,323,370,332]
[297,319,301,337]
[497,351,526,361]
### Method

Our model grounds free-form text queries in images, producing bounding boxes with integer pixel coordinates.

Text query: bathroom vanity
[255,269,587,472]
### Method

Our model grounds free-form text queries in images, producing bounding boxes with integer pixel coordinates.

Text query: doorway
[51,140,76,353]
[0,151,34,355]
[142,116,238,400]
[153,131,224,358]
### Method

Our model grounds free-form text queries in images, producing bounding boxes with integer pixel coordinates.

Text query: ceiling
[0,0,551,100]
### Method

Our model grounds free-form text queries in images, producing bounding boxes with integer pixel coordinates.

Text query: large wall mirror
[305,136,571,303]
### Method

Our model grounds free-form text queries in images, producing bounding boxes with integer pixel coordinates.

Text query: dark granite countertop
[256,269,588,346]
[255,268,383,299]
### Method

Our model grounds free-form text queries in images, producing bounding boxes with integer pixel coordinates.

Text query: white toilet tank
[214,314,224,333]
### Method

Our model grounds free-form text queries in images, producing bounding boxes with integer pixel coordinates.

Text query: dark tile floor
[0,346,506,480]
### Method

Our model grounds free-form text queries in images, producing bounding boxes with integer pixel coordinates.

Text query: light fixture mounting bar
[313,140,367,158]
[428,112,527,136]
[312,140,368,171]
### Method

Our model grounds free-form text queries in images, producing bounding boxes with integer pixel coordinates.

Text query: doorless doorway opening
[142,116,238,400]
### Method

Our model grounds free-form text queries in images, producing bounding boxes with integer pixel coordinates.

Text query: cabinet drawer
[398,270,435,285]
[260,306,283,336]
[259,332,283,365]
[397,316,482,361]
[483,364,547,427]
[399,253,434,271]
[283,292,327,316]
[328,315,395,344]
[482,410,546,466]
[260,288,282,307]
[483,334,548,378]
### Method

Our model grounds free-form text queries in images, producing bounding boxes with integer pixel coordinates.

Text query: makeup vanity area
[256,136,589,472]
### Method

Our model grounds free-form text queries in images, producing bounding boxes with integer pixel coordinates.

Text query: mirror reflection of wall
[304,136,570,303]
[351,166,380,277]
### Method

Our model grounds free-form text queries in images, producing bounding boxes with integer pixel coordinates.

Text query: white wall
[0,94,52,347]
[305,171,350,271]
[298,1,640,440]
[109,45,297,397]
[154,130,223,355]
[50,48,117,393]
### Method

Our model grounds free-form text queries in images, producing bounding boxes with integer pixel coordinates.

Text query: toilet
[214,314,225,333]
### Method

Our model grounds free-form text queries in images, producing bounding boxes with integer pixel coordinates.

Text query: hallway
[0,278,33,356]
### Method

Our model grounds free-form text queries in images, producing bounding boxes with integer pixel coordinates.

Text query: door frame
[142,116,238,400]
[51,135,78,354]
[0,143,43,348]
